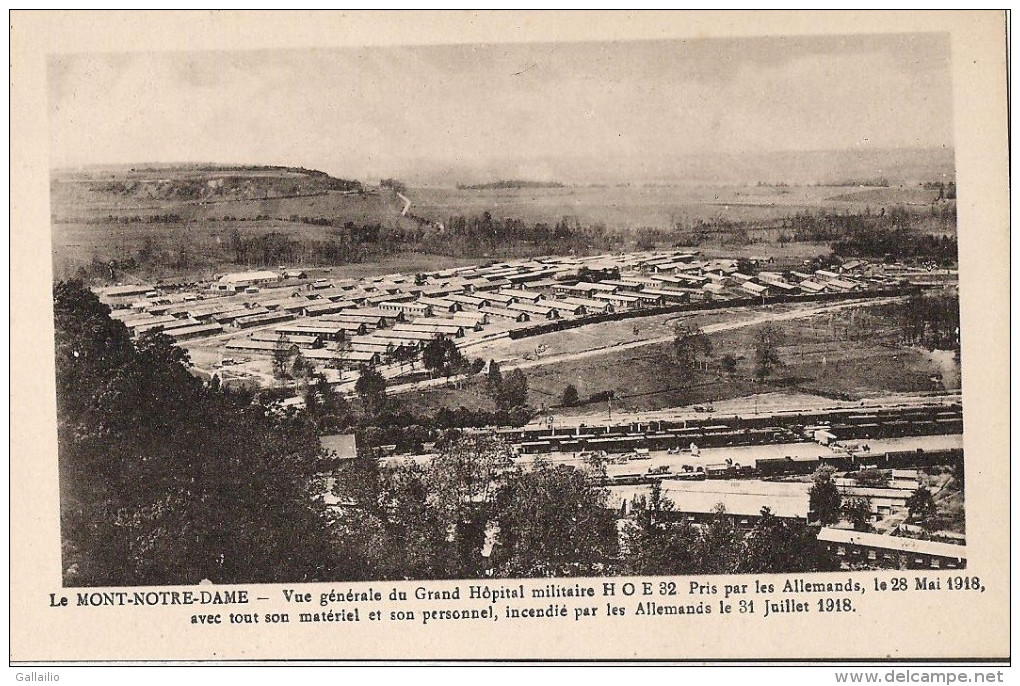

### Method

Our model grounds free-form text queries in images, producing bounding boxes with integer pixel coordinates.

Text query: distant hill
[51,164,362,203]
[456,180,565,190]
[393,147,955,189]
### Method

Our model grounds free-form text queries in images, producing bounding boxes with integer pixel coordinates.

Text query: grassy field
[51,165,414,280]
[408,184,945,230]
[548,310,956,416]
[465,311,686,366]
[465,301,891,369]
[52,189,399,224]
[411,303,960,417]
[400,380,502,414]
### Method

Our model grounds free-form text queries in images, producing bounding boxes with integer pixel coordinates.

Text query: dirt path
[396,191,412,216]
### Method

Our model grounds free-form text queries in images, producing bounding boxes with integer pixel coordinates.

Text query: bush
[854,468,889,488]
[720,353,738,374]
[560,384,579,407]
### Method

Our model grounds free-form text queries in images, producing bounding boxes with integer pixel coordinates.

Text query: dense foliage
[55,280,334,585]
[622,484,837,575]
[88,166,361,201]
[896,293,961,351]
[328,440,619,580]
[832,226,957,264]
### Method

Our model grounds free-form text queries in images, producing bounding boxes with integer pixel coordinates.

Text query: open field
[534,311,957,416]
[523,339,952,418]
[53,218,485,283]
[408,184,947,231]
[52,188,399,224]
[463,300,884,368]
[51,185,411,280]
[406,300,960,417]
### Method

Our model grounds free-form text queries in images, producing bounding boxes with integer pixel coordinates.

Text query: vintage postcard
[9,10,1010,664]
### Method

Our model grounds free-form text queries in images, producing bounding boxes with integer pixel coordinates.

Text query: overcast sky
[49,34,953,181]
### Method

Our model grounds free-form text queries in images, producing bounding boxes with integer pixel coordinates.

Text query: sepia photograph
[11,10,1010,665]
[49,31,966,588]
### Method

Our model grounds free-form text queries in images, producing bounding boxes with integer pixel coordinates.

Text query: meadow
[408,302,959,417]
[408,184,944,230]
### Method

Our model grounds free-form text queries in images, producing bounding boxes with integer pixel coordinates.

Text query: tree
[422,336,465,377]
[327,457,455,581]
[372,462,459,580]
[808,465,842,526]
[735,258,758,275]
[332,338,351,380]
[486,360,502,391]
[622,481,699,575]
[672,322,712,385]
[753,323,784,381]
[691,504,742,574]
[330,433,625,580]
[720,353,738,374]
[842,497,873,532]
[427,433,516,577]
[291,349,312,379]
[854,468,889,488]
[582,451,610,485]
[497,369,529,411]
[355,365,387,415]
[906,486,938,523]
[422,337,445,375]
[304,373,352,431]
[272,340,294,380]
[491,461,618,577]
[560,384,579,407]
[739,507,839,573]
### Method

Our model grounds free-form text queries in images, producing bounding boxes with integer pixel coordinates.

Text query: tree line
[832,226,958,264]
[88,169,360,200]
[68,200,957,283]
[864,294,961,353]
[894,293,960,351]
